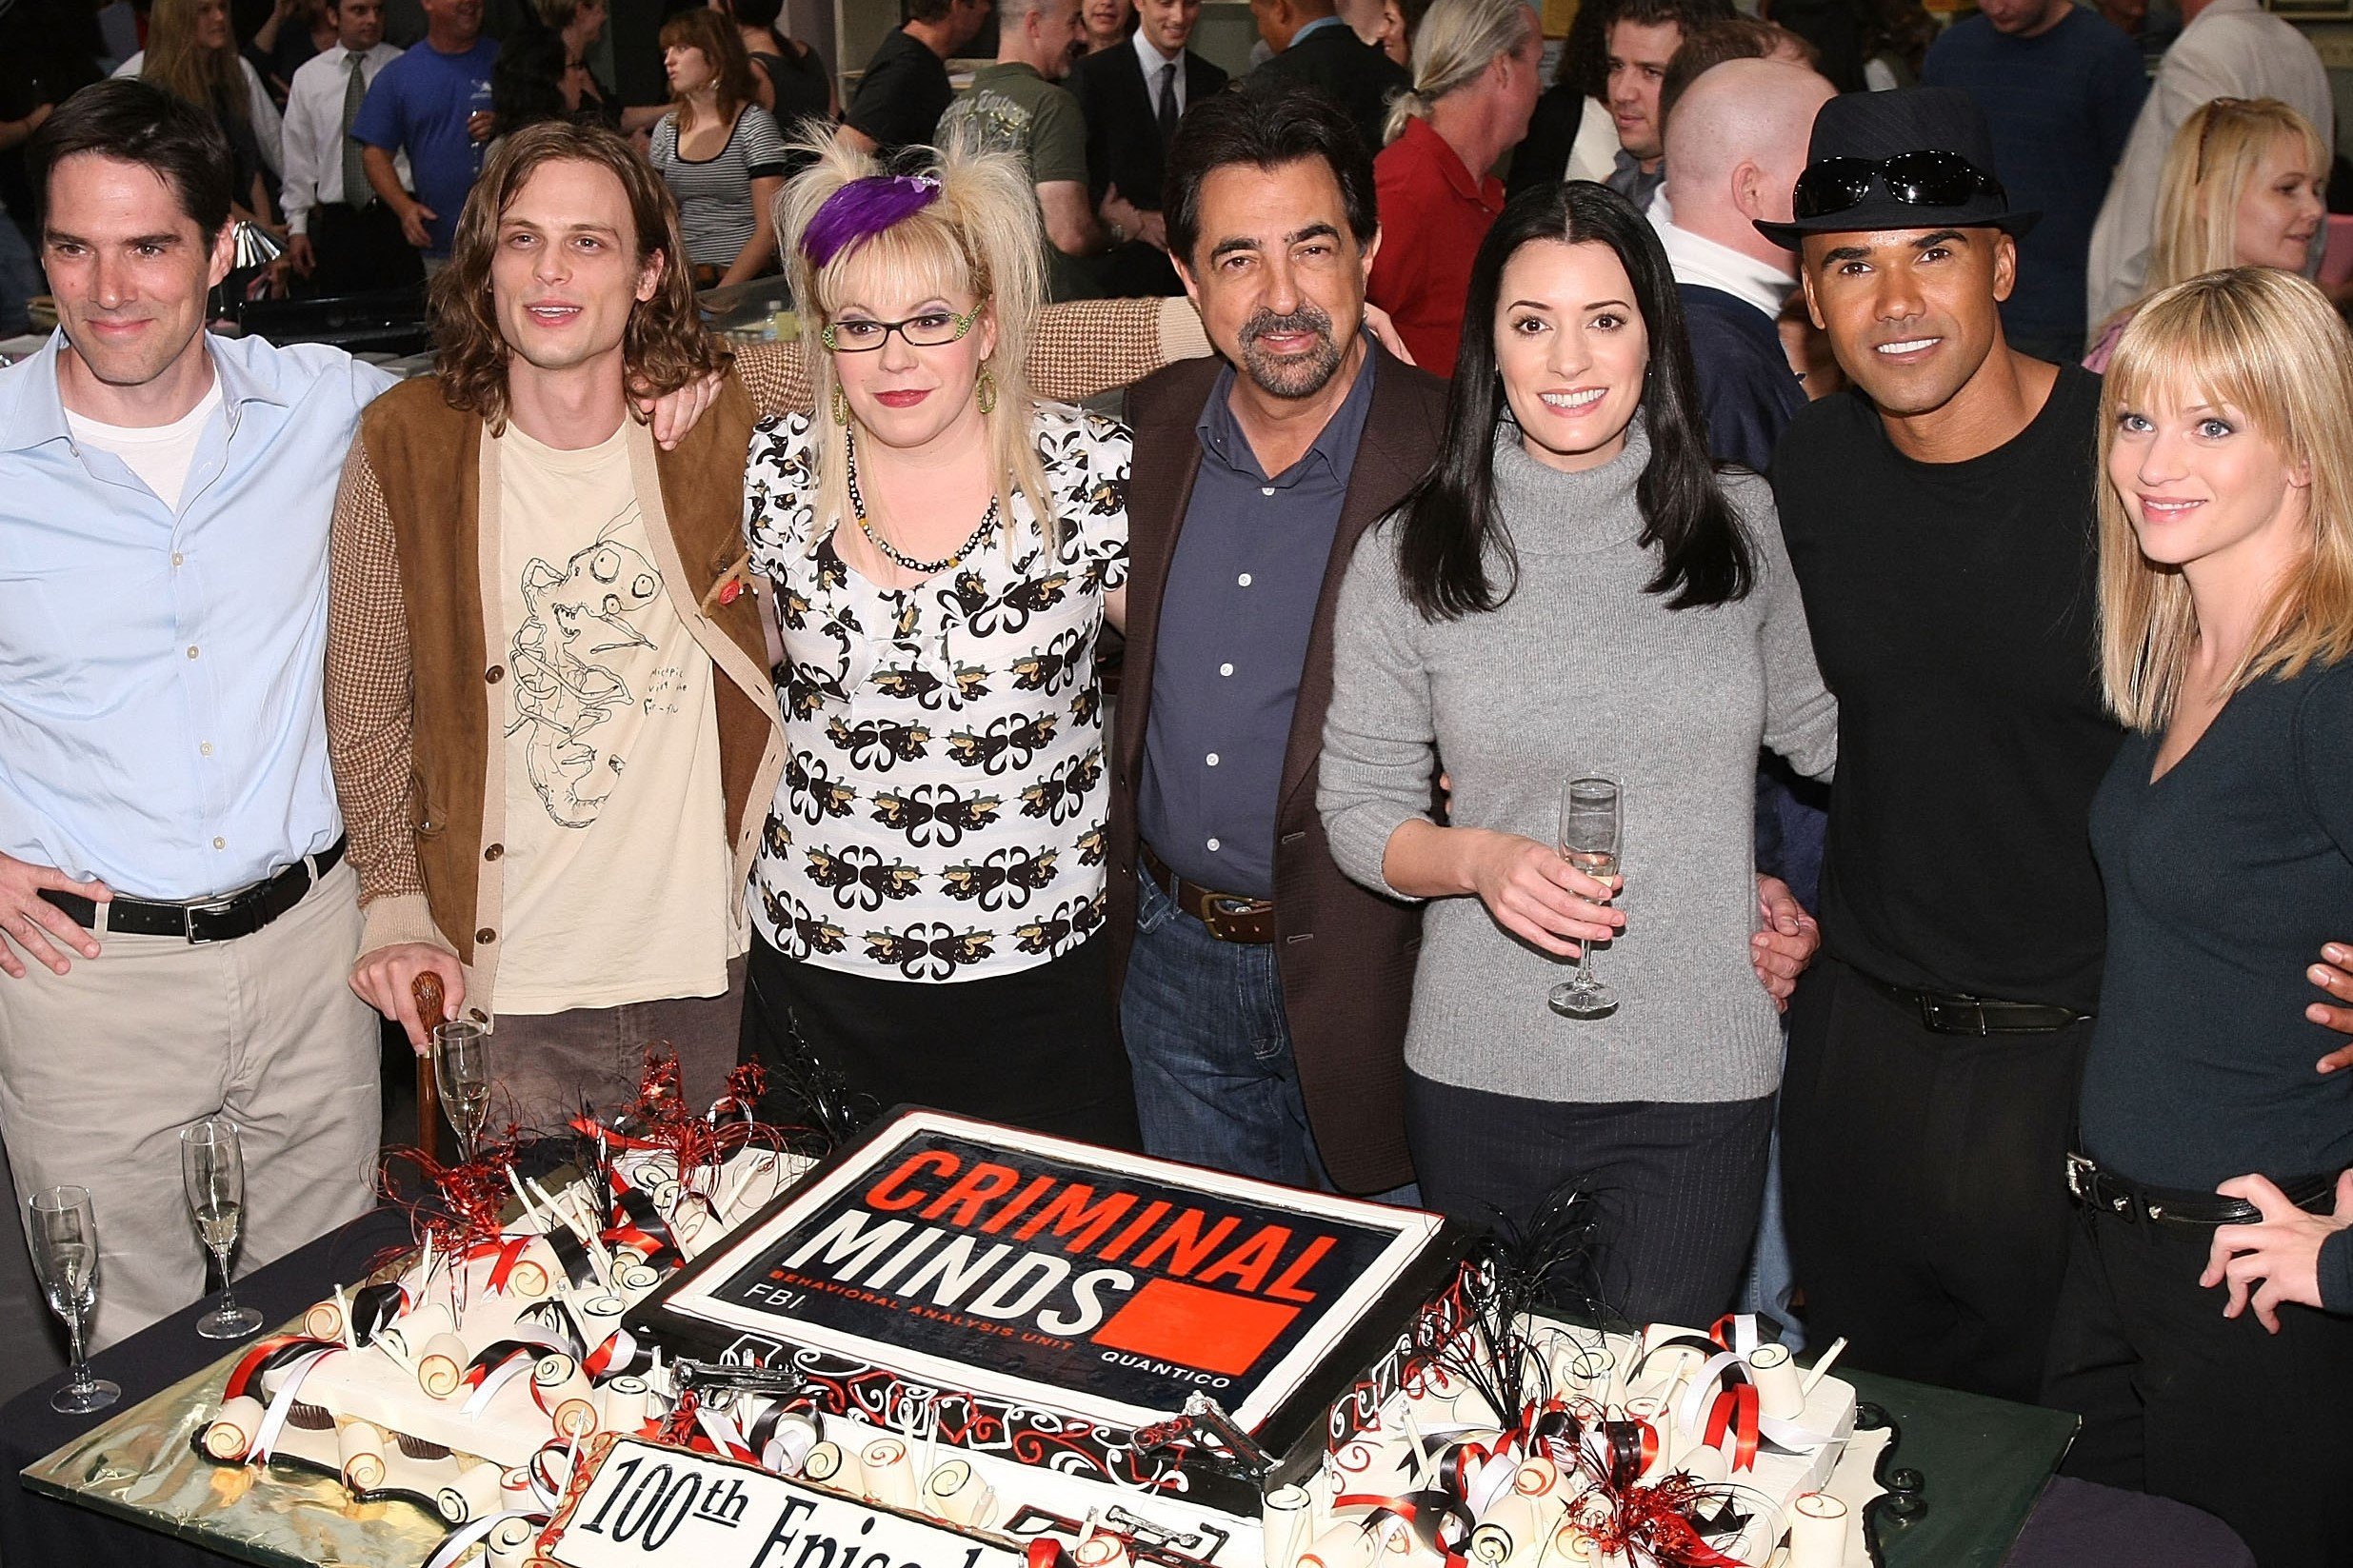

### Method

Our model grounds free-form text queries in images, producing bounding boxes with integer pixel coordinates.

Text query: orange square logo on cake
[1090,1279,1303,1377]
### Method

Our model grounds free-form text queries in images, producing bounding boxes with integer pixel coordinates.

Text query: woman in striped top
[649,9,788,288]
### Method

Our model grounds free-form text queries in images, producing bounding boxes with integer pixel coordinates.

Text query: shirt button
[171,552,185,566]
[200,742,213,757]
[1206,752,1220,766]
[1237,573,1252,587]
[1260,486,1273,498]
[1206,838,1221,852]
[1219,663,1233,677]
[484,843,504,861]
[475,927,497,944]
[468,1007,488,1023]
[486,665,506,684]
[187,645,200,659]
[211,836,226,849]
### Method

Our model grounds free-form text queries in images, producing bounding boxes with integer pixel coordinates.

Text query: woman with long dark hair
[1319,180,1834,1325]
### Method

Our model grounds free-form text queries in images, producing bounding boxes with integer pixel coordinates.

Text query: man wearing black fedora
[1761,87,2125,1403]
[1762,87,2353,1404]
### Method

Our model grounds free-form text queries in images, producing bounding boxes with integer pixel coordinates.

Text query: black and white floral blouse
[743,403,1129,982]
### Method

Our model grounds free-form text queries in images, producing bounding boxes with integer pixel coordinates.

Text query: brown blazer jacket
[1106,341,1449,1195]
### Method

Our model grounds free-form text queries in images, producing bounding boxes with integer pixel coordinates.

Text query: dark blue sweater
[1679,281,1825,907]
[1924,8,2145,347]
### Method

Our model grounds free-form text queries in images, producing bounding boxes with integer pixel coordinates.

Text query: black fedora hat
[1756,86,2041,249]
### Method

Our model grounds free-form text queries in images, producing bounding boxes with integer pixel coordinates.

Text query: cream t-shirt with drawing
[491,420,736,1013]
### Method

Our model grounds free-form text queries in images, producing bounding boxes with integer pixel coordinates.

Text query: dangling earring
[830,383,850,427]
[975,370,998,416]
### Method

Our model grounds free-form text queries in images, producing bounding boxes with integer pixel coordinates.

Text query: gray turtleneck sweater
[1318,424,1836,1105]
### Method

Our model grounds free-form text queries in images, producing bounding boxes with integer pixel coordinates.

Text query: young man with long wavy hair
[328,120,786,1125]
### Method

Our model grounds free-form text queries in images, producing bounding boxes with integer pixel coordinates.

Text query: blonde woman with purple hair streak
[736,136,1141,1144]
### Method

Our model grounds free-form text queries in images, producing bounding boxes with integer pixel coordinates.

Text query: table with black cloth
[2,1206,2243,1568]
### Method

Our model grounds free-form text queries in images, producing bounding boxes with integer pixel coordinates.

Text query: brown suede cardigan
[325,373,785,1023]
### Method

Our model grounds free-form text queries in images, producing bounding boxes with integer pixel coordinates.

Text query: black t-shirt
[1770,365,2124,1010]
[753,39,832,133]
[2080,658,2353,1198]
[845,27,950,155]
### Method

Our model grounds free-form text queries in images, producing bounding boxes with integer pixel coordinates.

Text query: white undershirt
[65,381,225,512]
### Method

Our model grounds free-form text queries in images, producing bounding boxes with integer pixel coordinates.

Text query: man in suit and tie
[1107,87,1447,1199]
[1070,0,1225,295]
[1241,0,1408,159]
[280,0,422,293]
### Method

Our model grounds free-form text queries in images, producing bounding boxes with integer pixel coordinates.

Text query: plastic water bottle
[469,76,493,174]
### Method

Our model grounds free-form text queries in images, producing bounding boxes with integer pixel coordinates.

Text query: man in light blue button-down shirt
[0,81,389,1355]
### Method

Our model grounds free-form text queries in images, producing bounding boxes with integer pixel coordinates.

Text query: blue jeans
[1123,864,1419,1203]
[1123,864,1321,1185]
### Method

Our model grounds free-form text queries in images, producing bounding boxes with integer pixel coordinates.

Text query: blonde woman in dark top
[2044,267,2353,1568]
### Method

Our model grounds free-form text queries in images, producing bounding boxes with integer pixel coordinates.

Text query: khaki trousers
[0,861,381,1349]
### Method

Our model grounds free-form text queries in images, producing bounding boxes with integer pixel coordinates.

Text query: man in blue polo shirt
[352,0,497,267]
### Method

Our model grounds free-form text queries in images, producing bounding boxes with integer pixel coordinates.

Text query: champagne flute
[180,1119,262,1340]
[1549,775,1622,1020]
[29,1186,119,1414]
[433,1021,491,1161]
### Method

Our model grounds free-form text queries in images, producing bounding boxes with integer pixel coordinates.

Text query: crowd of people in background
[5,0,2353,1559]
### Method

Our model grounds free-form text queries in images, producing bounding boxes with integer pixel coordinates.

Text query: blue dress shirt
[1137,351,1376,899]
[0,331,394,899]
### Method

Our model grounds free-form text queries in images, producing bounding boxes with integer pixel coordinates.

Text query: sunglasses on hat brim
[1791,150,2007,223]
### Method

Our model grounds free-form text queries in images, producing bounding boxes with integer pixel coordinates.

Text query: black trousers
[1779,955,2088,1402]
[305,200,425,296]
[741,931,1141,1150]
[1406,1072,1774,1328]
[2043,1201,2353,1568]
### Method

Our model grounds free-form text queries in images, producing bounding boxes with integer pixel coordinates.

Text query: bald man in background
[1649,57,1835,471]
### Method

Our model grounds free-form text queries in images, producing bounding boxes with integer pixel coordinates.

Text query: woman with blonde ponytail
[737,133,1142,1145]
[1365,0,1544,372]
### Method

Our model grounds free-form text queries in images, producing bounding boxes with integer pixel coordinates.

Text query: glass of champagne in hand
[180,1119,262,1340]
[1550,775,1622,1020]
[433,1021,491,1161]
[30,1186,119,1413]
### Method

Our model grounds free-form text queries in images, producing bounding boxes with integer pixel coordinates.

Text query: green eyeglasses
[819,305,982,353]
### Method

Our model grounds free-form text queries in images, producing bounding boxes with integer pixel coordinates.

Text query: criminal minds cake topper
[634,1109,1452,1435]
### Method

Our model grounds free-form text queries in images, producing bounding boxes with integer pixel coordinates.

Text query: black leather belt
[39,837,346,944]
[1141,844,1276,944]
[2067,1152,2336,1228]
[1855,968,2091,1035]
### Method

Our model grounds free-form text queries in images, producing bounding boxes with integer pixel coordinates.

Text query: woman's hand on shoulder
[1461,829,1621,959]
[2201,1171,2353,1332]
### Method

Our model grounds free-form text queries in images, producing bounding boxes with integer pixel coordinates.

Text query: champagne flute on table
[1549,774,1622,1020]
[29,1186,119,1414]
[180,1118,262,1340]
[433,1021,491,1161]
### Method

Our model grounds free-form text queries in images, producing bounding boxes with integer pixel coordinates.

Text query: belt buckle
[1922,993,1989,1036]
[1202,894,1252,942]
[2065,1153,2096,1203]
[182,894,243,943]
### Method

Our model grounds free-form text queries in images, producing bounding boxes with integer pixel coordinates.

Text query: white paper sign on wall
[545,1437,1027,1568]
